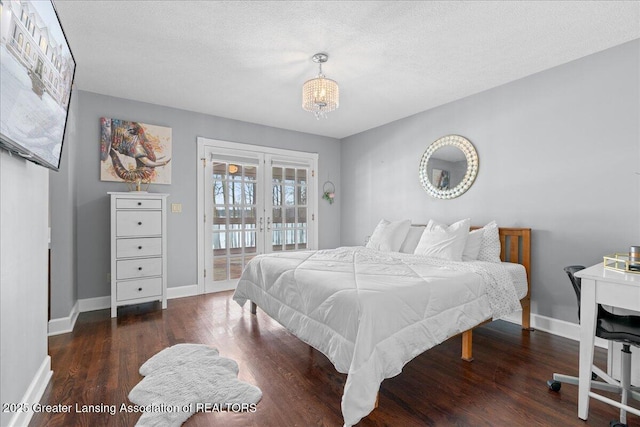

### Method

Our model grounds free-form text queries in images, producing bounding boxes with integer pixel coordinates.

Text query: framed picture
[100,117,172,184]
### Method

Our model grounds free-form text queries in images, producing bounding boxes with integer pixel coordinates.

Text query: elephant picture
[100,117,172,184]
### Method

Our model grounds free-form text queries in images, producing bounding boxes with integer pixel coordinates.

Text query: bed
[233,226,531,427]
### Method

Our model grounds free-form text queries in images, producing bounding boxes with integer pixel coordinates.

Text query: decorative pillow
[477,221,501,263]
[366,219,411,252]
[399,226,425,254]
[462,228,484,261]
[414,218,470,261]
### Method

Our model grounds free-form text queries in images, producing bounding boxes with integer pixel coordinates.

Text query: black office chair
[547,265,640,427]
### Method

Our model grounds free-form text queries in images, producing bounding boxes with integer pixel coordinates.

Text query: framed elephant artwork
[100,117,172,184]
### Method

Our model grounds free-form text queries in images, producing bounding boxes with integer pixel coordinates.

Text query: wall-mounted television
[0,0,75,171]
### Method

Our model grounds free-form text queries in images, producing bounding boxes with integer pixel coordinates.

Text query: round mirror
[419,135,478,199]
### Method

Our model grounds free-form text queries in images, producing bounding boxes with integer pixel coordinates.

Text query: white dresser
[109,192,168,317]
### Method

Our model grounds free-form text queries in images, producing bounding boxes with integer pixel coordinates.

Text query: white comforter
[233,246,522,426]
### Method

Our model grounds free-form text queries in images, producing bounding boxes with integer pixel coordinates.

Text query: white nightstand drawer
[117,278,162,301]
[117,257,162,280]
[116,198,162,210]
[116,237,162,258]
[116,211,162,236]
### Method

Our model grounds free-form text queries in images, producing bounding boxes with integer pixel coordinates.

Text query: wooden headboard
[439,225,531,331]
[461,226,532,361]
[492,227,531,330]
[496,227,531,285]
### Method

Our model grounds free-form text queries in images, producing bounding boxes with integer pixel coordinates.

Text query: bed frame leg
[521,298,533,331]
[461,330,473,362]
[250,301,257,315]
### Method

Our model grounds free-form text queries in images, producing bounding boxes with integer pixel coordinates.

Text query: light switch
[171,203,182,213]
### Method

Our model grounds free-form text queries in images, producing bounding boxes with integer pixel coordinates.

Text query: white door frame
[196,137,318,295]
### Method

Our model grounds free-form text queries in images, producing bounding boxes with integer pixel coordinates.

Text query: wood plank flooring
[30,291,636,426]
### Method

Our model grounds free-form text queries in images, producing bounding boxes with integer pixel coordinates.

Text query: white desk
[576,263,640,420]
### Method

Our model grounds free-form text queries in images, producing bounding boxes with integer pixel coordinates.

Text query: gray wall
[340,40,640,323]
[49,89,78,319]
[73,91,341,300]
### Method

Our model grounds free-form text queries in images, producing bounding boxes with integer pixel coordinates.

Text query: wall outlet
[171,203,182,213]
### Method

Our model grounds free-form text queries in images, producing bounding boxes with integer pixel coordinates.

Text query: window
[39,36,47,53]
[17,33,23,48]
[25,42,30,57]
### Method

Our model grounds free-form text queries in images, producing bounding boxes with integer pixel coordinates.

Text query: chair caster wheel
[547,380,561,391]
[592,372,598,380]
[609,422,627,427]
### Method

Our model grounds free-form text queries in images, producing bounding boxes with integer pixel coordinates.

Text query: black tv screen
[0,0,75,171]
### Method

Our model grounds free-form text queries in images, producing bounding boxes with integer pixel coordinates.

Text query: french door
[198,139,318,293]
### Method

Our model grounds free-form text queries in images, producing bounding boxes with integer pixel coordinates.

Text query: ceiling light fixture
[302,53,339,120]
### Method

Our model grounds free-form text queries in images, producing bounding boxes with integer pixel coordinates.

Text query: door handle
[259,217,264,232]
[267,217,272,231]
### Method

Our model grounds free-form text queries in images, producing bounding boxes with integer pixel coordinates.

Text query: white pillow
[414,218,470,261]
[399,226,425,254]
[462,228,484,261]
[366,219,411,252]
[477,221,501,263]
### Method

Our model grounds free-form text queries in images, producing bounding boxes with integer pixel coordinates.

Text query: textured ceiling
[54,1,640,139]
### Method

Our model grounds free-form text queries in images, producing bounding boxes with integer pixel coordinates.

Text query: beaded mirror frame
[419,135,479,199]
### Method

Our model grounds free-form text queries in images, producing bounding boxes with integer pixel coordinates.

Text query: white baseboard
[48,301,79,336]
[167,284,198,299]
[7,356,52,427]
[500,310,607,349]
[78,295,111,312]
[76,284,201,314]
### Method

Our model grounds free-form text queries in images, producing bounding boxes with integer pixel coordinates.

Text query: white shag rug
[128,343,262,426]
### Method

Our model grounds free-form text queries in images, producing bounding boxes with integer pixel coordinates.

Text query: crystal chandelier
[302,53,339,119]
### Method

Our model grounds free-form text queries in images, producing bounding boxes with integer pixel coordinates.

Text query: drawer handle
[137,222,142,225]
[138,287,142,291]
[138,267,143,271]
[138,246,143,250]
[138,202,142,206]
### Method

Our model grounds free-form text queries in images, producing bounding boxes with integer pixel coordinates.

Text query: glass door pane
[269,163,310,253]
[211,159,260,282]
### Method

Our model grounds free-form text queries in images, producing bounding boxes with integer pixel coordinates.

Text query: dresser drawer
[116,257,162,280]
[116,211,161,237]
[116,198,162,210]
[116,237,162,258]
[116,277,162,301]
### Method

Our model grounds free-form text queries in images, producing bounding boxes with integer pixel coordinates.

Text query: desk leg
[578,277,597,420]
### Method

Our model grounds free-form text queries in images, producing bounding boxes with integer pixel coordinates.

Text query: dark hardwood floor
[30,291,636,426]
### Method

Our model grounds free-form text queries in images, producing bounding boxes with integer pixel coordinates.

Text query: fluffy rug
[128,344,262,426]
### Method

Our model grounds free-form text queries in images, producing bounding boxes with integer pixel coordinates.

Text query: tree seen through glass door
[212,161,257,281]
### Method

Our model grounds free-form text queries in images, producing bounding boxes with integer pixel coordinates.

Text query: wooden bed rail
[461,227,532,361]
